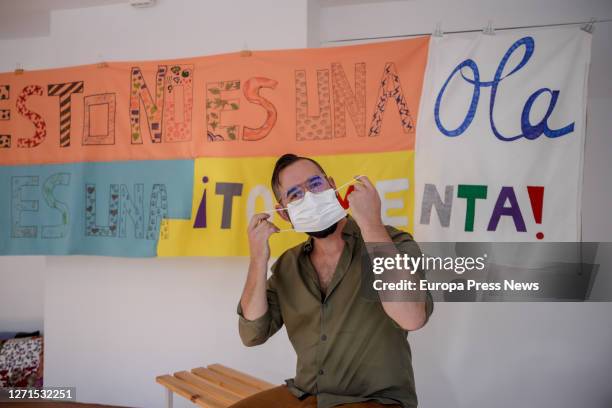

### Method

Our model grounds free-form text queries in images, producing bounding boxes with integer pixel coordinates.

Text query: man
[233,154,434,408]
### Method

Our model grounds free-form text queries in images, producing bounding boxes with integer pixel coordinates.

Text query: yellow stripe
[158,151,414,257]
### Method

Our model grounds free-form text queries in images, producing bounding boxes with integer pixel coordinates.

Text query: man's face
[277,159,334,207]
[276,159,341,238]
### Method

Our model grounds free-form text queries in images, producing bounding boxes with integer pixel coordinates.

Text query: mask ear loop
[333,175,365,192]
[263,206,288,215]
[261,207,295,232]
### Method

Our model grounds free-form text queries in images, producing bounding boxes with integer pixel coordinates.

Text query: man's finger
[257,220,279,235]
[250,213,270,228]
[359,176,375,190]
[266,221,280,233]
[248,213,270,230]
[353,183,365,192]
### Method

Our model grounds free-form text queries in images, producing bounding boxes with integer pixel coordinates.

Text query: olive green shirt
[237,216,434,408]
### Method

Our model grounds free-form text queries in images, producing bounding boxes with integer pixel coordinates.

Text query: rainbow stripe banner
[0,27,591,257]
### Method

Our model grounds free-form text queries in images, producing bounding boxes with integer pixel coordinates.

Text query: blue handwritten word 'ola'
[434,37,574,141]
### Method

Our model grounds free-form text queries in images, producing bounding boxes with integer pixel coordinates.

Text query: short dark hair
[271,153,327,201]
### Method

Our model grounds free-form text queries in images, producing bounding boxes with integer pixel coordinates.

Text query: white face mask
[265,176,363,233]
[285,188,347,233]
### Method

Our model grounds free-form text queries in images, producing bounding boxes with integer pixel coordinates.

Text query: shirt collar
[302,215,360,254]
[341,214,361,238]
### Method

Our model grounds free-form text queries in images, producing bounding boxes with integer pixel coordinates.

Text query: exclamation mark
[527,186,544,240]
[193,176,208,228]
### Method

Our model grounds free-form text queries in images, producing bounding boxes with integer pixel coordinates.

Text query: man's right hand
[241,213,279,321]
[247,213,279,265]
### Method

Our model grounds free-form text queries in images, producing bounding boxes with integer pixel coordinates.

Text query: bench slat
[174,371,242,406]
[208,364,276,391]
[191,367,261,398]
[156,375,226,408]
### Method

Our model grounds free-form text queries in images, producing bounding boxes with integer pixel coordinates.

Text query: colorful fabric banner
[414,27,590,242]
[0,38,428,165]
[0,160,194,256]
[0,27,591,257]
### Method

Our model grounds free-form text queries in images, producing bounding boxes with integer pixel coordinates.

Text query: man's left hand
[347,175,384,231]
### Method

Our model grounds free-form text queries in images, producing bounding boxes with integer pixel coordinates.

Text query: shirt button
[318,369,324,375]
[321,334,327,341]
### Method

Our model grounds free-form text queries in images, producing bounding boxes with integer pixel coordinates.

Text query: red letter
[243,77,278,141]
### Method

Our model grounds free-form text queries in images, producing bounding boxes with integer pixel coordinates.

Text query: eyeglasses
[283,175,329,203]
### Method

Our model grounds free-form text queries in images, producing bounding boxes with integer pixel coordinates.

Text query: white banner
[415,27,591,242]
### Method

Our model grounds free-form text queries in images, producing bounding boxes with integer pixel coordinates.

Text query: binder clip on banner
[240,41,252,58]
[433,22,444,38]
[580,18,596,34]
[14,63,24,75]
[483,20,495,35]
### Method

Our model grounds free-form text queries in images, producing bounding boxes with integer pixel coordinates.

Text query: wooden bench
[156,364,277,408]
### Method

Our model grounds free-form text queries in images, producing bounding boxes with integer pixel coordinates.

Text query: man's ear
[275,202,290,222]
[328,176,336,190]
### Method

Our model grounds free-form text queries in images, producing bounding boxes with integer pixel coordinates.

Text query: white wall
[0,0,310,70]
[43,256,296,408]
[0,256,45,333]
[0,1,611,408]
